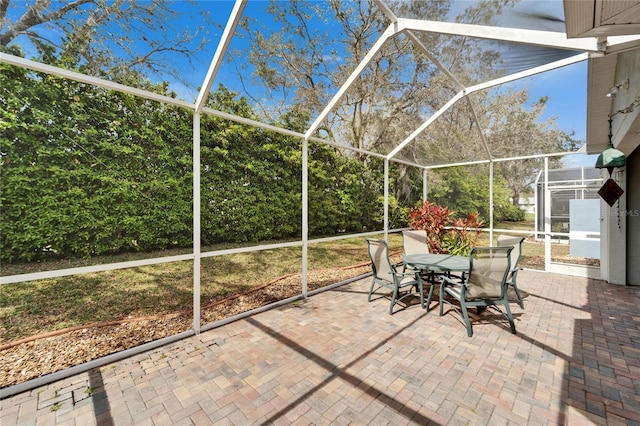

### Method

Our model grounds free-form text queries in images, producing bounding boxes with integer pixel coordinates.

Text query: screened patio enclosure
[534,166,603,277]
[2,0,640,395]
[535,167,602,240]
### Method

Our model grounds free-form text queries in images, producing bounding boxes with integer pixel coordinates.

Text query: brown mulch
[0,265,371,389]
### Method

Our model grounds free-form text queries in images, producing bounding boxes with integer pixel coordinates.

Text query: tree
[426,164,522,225]
[0,0,213,84]
[199,85,385,242]
[481,90,581,207]
[237,0,512,156]
[236,0,524,212]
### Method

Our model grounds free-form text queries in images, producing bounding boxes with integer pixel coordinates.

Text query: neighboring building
[515,195,535,215]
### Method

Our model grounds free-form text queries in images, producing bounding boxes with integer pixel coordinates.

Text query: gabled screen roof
[3,0,634,168]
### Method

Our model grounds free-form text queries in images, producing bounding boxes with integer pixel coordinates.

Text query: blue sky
[201,0,593,167]
[529,63,587,140]
[5,0,593,167]
[526,62,597,167]
[523,60,592,165]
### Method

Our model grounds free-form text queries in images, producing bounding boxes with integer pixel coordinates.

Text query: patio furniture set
[366,231,525,337]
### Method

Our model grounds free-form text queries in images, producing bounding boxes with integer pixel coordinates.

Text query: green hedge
[1,67,385,263]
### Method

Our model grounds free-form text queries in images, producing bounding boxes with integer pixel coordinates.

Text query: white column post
[384,159,390,240]
[423,169,428,202]
[193,113,201,333]
[544,158,551,271]
[302,138,309,297]
[489,161,494,244]
[606,169,627,284]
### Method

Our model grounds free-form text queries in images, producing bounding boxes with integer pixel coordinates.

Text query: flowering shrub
[409,201,485,256]
[408,201,452,253]
[442,213,485,256]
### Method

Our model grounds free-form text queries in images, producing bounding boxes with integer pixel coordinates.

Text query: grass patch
[1,234,404,343]
[2,226,588,346]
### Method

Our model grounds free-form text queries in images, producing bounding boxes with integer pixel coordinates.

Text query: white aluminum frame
[0,0,617,338]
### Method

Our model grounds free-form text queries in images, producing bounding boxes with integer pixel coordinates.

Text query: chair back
[366,239,395,282]
[402,230,429,255]
[466,246,513,300]
[497,235,525,278]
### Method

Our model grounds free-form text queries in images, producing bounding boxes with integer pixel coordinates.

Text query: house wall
[516,196,535,214]
[601,168,626,284]
[601,48,640,285]
[627,147,640,285]
[614,50,640,155]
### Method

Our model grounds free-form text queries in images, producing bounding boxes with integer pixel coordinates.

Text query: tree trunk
[512,190,520,208]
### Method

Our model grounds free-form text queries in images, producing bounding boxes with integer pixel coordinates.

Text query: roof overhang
[586,53,617,155]
[564,0,640,157]
[564,0,640,38]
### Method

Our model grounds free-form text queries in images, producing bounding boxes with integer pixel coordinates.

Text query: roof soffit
[565,0,640,38]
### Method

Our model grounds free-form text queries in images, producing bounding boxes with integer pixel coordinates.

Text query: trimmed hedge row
[1,66,392,263]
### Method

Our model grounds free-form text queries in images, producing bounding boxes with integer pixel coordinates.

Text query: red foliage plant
[408,201,453,254]
[409,202,485,255]
[445,213,485,256]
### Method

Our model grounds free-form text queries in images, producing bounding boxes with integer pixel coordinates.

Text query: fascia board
[578,24,640,38]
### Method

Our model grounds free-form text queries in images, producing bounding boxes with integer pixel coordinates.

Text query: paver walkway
[2,269,640,425]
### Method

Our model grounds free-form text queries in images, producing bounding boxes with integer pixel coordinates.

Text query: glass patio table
[402,253,470,312]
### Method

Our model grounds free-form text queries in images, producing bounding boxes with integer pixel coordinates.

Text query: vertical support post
[384,159,389,241]
[192,0,243,332]
[302,138,309,298]
[534,173,540,240]
[606,169,627,284]
[489,161,494,244]
[423,169,428,202]
[544,157,551,271]
[193,113,201,334]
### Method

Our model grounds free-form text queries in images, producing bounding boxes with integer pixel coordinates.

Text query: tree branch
[1,0,93,46]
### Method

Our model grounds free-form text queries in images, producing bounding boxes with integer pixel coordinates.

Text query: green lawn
[1,235,402,343]
[1,223,579,344]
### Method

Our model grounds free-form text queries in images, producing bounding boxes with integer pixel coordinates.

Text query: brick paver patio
[2,269,640,425]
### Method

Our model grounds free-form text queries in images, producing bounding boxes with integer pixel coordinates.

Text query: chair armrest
[395,271,419,278]
[509,266,524,277]
[440,275,467,300]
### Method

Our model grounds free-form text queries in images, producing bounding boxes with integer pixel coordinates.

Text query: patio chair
[366,238,425,315]
[402,229,430,255]
[403,229,462,284]
[439,246,515,337]
[401,229,429,274]
[402,229,441,304]
[497,235,526,309]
